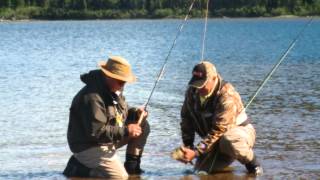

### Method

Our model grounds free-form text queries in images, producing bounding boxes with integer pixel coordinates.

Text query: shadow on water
[2,169,261,180]
[0,171,64,180]
[67,172,259,180]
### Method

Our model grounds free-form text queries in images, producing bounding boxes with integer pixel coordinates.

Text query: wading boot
[63,155,91,177]
[124,154,144,175]
[245,156,263,176]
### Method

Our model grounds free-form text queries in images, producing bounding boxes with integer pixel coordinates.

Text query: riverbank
[1,15,318,23]
[1,6,319,21]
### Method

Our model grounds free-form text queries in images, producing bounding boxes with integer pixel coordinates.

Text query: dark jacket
[180,77,246,155]
[67,70,131,153]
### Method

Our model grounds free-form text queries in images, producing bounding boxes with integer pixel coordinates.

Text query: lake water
[0,18,319,179]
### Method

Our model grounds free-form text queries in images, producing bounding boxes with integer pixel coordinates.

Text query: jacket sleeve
[180,89,195,148]
[82,94,128,143]
[196,83,243,154]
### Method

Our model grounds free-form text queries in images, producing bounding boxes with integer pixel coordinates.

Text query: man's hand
[181,146,197,163]
[127,123,142,138]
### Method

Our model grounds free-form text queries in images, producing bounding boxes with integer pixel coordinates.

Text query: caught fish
[197,171,208,175]
[171,146,184,160]
[171,146,194,165]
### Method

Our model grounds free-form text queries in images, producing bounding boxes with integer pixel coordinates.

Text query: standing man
[63,56,150,179]
[178,61,263,175]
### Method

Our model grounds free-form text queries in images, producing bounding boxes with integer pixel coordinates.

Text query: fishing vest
[186,79,247,137]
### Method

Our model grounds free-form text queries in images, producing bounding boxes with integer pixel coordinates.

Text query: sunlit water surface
[0,18,319,179]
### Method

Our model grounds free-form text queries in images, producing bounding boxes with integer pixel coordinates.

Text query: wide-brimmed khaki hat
[98,56,136,83]
[188,61,217,88]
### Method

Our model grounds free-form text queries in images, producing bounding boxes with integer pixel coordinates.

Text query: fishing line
[198,0,211,140]
[143,0,197,109]
[201,0,210,61]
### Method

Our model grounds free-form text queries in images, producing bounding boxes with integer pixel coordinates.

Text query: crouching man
[177,61,263,175]
[63,56,150,179]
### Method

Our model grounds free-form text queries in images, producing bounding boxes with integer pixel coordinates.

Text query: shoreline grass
[1,7,319,21]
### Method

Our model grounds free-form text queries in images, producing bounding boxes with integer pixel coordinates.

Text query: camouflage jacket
[180,76,247,155]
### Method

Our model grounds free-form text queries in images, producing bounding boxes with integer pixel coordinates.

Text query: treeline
[0,0,319,20]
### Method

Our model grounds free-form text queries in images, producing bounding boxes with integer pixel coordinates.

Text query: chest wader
[191,80,225,138]
[63,155,91,177]
[124,107,145,174]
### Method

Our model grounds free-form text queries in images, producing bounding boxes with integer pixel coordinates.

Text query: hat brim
[188,76,207,88]
[99,62,136,83]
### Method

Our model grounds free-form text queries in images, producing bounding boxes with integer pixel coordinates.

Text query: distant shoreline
[1,1,320,22]
[1,15,318,23]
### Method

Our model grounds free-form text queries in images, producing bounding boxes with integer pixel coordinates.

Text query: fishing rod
[138,0,197,124]
[244,17,314,110]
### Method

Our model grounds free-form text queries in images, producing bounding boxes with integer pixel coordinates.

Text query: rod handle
[137,111,146,125]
